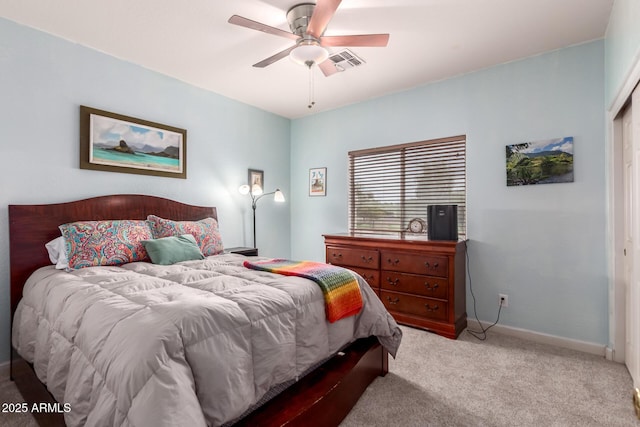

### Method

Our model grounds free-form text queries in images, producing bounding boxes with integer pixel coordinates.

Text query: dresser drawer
[345,267,380,287]
[381,291,448,322]
[381,271,448,299]
[326,246,379,269]
[381,251,448,277]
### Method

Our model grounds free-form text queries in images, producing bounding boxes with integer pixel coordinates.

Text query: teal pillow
[142,234,204,265]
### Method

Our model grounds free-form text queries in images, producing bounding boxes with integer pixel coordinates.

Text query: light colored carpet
[341,325,636,427]
[0,378,37,427]
[1,326,636,426]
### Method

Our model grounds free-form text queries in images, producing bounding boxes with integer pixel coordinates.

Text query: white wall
[0,18,292,363]
[290,41,607,345]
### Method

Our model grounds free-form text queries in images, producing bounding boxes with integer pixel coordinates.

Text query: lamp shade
[238,184,250,195]
[274,189,285,202]
[251,184,263,196]
[290,42,328,66]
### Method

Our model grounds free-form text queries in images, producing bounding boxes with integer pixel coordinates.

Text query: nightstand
[225,247,259,256]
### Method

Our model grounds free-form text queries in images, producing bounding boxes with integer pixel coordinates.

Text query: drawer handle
[386,277,399,286]
[364,274,374,282]
[387,258,400,266]
[425,261,439,269]
[386,296,400,305]
[332,252,343,259]
[424,282,439,291]
[361,255,373,263]
[425,303,440,312]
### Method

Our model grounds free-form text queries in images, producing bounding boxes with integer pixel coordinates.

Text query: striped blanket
[243,259,363,323]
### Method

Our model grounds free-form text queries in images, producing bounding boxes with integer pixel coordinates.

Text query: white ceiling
[0,0,614,119]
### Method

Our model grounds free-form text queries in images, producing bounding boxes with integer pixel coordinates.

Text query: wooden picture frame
[309,167,326,196]
[80,105,187,179]
[249,169,264,193]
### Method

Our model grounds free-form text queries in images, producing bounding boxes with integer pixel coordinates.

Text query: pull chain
[306,60,315,109]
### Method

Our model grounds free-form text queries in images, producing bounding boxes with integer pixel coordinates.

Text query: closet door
[624,85,640,399]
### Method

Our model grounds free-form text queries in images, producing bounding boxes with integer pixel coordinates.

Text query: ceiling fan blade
[306,0,342,39]
[229,15,299,41]
[253,45,297,68]
[321,34,390,47]
[318,59,339,77]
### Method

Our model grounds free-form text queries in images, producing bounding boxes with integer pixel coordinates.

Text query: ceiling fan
[228,0,390,77]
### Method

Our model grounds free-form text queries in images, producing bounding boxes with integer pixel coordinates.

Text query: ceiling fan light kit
[290,40,329,67]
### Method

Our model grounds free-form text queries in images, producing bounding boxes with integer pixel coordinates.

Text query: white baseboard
[467,318,608,358]
[605,346,616,362]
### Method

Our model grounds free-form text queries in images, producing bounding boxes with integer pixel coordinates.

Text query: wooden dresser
[324,234,467,339]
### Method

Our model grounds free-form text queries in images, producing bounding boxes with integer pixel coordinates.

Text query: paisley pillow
[147,215,224,256]
[59,220,153,269]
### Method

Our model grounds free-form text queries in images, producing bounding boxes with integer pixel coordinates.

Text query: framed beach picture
[506,137,574,186]
[309,167,326,196]
[80,106,187,179]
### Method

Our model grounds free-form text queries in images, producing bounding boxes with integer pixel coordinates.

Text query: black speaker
[427,205,458,241]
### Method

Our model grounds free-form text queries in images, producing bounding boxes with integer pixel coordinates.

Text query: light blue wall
[605,0,640,107]
[291,41,607,345]
[0,18,291,363]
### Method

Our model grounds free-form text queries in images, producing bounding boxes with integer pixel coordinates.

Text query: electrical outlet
[499,294,508,307]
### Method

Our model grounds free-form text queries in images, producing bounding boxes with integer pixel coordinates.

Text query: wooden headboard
[8,194,217,314]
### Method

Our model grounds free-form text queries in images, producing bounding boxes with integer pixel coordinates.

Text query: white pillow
[45,236,69,270]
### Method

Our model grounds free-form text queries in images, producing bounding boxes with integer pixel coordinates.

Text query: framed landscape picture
[80,106,187,179]
[309,167,326,196]
[506,137,574,186]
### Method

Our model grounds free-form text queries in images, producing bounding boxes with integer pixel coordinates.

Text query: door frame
[607,55,640,363]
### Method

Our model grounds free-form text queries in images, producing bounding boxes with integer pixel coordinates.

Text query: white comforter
[12,254,402,427]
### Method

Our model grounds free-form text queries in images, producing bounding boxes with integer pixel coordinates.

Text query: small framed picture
[309,167,326,196]
[248,169,264,193]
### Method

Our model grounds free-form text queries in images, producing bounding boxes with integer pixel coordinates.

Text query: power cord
[464,240,503,341]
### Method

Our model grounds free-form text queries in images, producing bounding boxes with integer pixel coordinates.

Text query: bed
[8,194,402,427]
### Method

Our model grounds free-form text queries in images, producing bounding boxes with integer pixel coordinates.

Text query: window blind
[348,135,466,238]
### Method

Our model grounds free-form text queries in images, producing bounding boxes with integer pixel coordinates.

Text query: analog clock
[408,218,426,233]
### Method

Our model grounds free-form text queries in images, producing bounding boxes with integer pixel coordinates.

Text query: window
[348,135,466,238]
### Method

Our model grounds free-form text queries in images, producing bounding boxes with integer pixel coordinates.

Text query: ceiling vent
[328,49,365,72]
